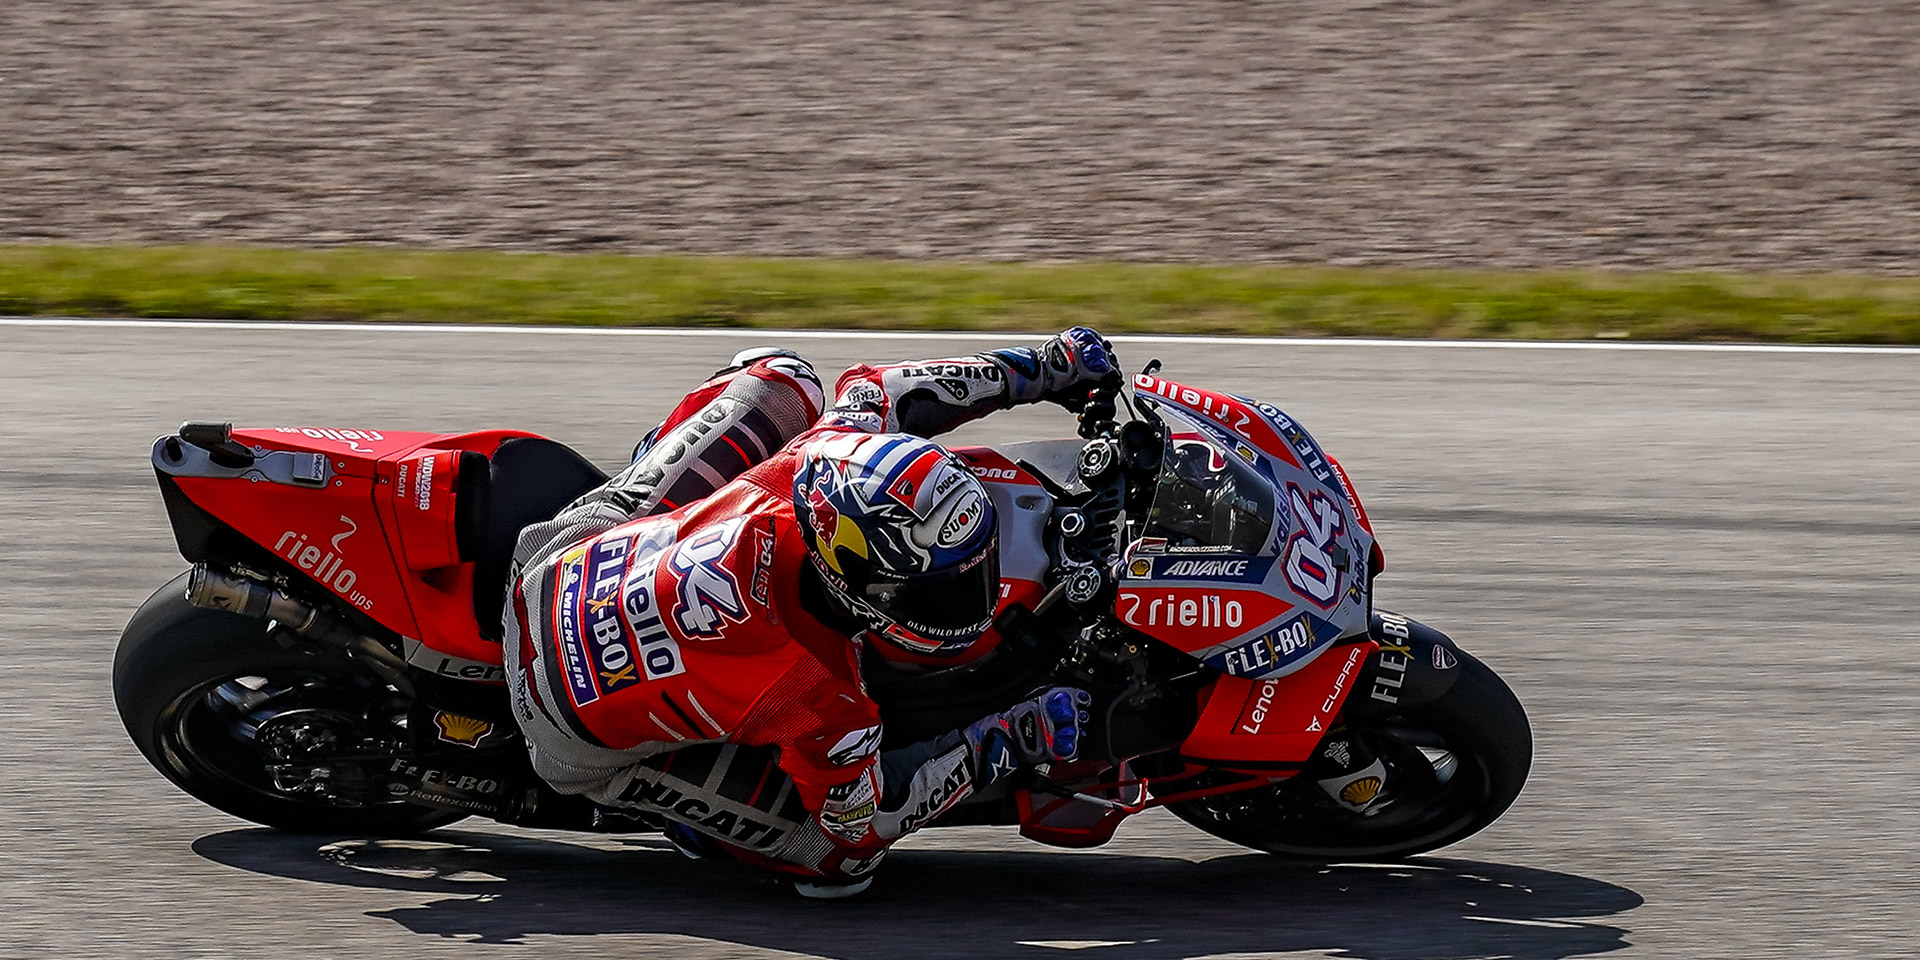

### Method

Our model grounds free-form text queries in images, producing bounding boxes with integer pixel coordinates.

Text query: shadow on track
[194,828,1641,959]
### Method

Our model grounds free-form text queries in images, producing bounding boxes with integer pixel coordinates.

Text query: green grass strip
[4,244,1919,343]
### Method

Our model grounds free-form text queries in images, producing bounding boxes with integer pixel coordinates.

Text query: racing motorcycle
[115,363,1529,861]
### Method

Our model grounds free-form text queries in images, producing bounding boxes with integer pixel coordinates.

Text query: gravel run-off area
[5,1,1920,272]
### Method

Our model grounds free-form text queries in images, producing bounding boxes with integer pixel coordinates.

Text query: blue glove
[984,327,1117,410]
[1047,327,1116,387]
[963,687,1093,787]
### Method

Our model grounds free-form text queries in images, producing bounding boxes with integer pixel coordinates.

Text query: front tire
[1167,648,1529,859]
[114,572,466,835]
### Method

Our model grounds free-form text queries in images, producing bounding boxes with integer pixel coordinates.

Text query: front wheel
[113,572,466,835]
[1167,648,1530,859]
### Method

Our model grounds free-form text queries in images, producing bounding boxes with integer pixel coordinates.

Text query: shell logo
[1339,776,1382,807]
[1128,558,1151,578]
[434,711,493,748]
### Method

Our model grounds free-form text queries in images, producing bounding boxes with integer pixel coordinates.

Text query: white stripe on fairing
[5,315,1920,355]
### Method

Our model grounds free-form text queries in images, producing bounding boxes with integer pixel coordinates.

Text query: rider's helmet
[792,432,999,660]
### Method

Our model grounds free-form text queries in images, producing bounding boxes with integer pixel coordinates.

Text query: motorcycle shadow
[193,827,1642,960]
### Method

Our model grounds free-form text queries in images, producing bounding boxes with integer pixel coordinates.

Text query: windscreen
[1140,437,1277,555]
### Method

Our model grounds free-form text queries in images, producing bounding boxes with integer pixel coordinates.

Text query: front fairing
[1119,376,1376,680]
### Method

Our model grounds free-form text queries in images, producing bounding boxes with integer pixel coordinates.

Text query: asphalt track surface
[3,321,1916,959]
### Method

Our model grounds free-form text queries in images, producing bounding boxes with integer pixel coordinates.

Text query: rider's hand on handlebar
[963,687,1094,786]
[1040,327,1119,410]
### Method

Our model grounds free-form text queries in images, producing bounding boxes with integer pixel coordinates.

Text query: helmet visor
[861,537,1000,648]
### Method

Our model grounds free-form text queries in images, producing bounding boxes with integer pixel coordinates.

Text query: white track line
[4,315,1918,355]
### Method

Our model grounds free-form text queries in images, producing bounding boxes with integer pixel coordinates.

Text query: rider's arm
[724,643,896,875]
[725,649,974,875]
[737,658,1091,879]
[823,327,1116,438]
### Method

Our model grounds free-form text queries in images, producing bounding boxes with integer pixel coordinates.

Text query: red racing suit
[503,342,1086,880]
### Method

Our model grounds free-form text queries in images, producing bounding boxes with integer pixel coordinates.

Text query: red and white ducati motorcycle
[115,364,1529,859]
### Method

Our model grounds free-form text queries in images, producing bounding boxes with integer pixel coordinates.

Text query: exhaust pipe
[187,564,317,628]
[186,564,414,693]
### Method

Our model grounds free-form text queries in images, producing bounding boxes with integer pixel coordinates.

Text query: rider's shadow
[193,828,1642,960]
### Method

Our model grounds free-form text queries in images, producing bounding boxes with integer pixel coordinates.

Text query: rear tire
[114,572,466,835]
[1167,648,1529,859]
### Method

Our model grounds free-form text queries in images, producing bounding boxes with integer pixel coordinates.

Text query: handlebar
[1075,375,1125,440]
[1043,366,1168,615]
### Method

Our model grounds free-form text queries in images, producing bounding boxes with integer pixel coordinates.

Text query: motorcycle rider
[503,328,1117,897]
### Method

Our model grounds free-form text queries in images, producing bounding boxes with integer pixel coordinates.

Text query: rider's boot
[791,875,876,900]
[661,820,733,861]
[630,346,820,462]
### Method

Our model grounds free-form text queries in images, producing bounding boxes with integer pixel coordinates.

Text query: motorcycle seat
[470,437,609,642]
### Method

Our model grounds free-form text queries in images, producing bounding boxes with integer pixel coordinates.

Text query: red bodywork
[170,426,532,669]
[950,446,1049,637]
[1180,639,1378,773]
[170,425,1370,843]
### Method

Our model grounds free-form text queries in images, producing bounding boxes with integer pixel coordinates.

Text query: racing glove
[986,327,1119,412]
[1037,327,1118,408]
[962,687,1093,787]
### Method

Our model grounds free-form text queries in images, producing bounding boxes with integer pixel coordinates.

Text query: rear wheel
[114,572,466,835]
[1167,649,1529,859]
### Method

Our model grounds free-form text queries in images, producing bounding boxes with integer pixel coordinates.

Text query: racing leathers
[503,331,1115,883]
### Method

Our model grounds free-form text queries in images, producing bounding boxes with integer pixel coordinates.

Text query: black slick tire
[113,571,466,835]
[1168,648,1530,860]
